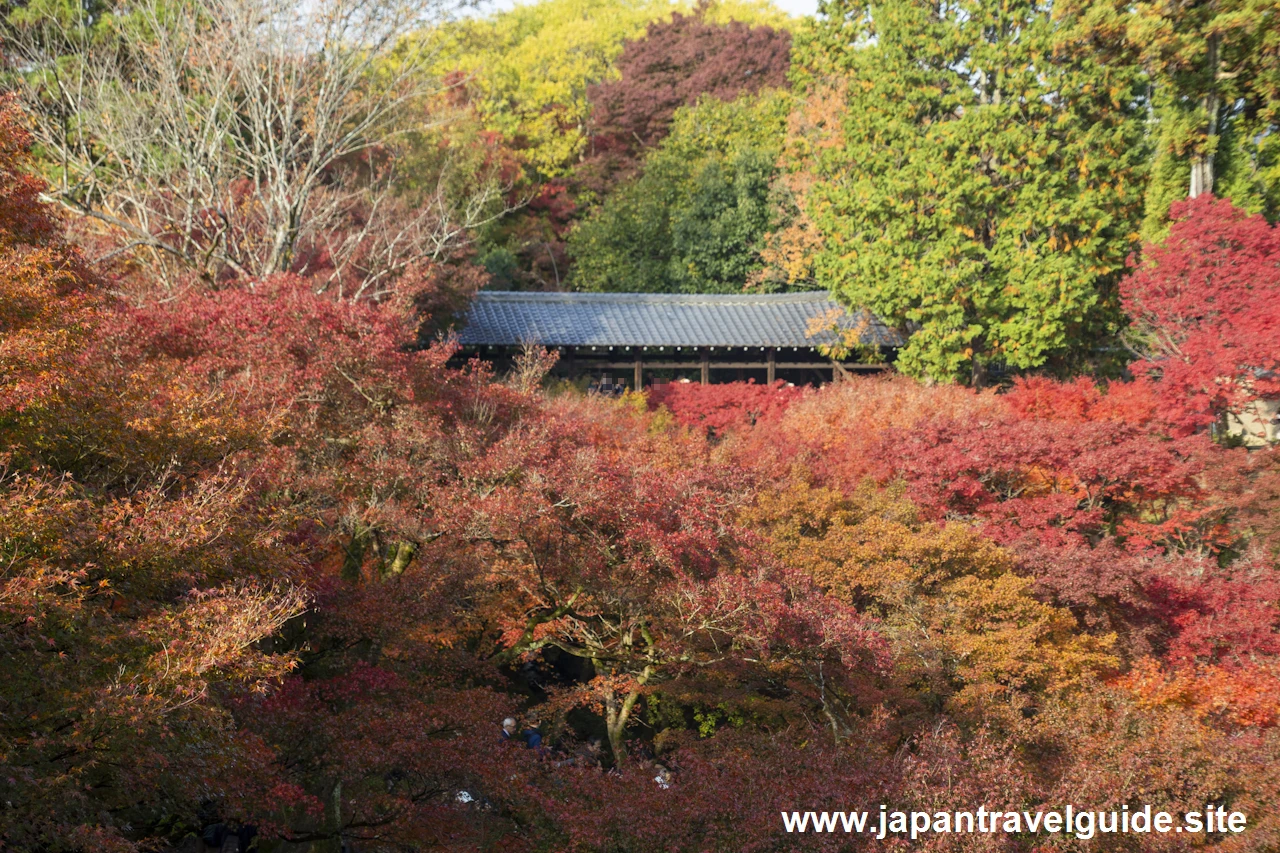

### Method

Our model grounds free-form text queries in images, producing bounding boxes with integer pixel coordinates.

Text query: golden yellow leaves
[744,479,1117,714]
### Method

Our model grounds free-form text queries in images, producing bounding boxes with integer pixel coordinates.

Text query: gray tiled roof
[454,291,905,349]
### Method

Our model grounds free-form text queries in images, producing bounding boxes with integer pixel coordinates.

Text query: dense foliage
[1121,195,1280,435]
[778,0,1280,384]
[581,7,791,190]
[3,0,1280,849]
[1055,0,1280,230]
[465,0,798,290]
[569,91,793,292]
[4,86,1280,849]
[0,95,309,850]
[15,0,1276,353]
[787,0,1151,383]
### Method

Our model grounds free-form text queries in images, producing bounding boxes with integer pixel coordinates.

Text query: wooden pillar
[766,347,776,384]
[700,348,710,385]
[633,348,643,390]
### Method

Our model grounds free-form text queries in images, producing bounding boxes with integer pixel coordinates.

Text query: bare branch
[7,0,512,300]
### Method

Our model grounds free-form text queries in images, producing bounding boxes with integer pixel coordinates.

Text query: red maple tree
[1122,195,1280,436]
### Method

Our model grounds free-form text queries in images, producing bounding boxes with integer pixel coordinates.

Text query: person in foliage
[522,719,545,751]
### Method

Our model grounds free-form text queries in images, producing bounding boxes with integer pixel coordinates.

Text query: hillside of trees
[2,0,1280,850]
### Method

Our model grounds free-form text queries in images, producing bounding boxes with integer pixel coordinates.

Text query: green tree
[793,0,1150,385]
[1057,0,1280,234]
[424,0,670,178]
[569,90,792,292]
[423,0,793,179]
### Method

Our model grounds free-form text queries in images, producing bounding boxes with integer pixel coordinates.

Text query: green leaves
[422,0,798,179]
[795,0,1150,383]
[569,90,793,293]
[1056,0,1280,235]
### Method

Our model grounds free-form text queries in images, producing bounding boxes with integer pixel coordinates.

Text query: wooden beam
[447,349,891,374]
[561,360,887,370]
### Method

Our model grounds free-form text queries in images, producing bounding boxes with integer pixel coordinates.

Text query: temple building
[450,291,905,387]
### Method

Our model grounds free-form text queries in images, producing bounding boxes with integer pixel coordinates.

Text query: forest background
[3,0,1280,849]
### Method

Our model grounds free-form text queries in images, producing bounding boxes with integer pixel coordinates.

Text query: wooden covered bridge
[451,291,905,388]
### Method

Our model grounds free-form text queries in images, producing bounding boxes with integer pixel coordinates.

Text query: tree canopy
[586,7,791,162]
[425,0,792,179]
[789,0,1150,384]
[569,90,793,293]
[1057,0,1280,231]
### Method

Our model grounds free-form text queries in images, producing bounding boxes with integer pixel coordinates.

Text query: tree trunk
[341,527,370,582]
[970,359,989,390]
[1190,33,1220,198]
[603,688,626,766]
[381,541,417,578]
[600,664,652,765]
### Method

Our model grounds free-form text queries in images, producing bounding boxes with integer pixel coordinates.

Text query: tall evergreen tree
[794,0,1150,384]
[1058,0,1280,233]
